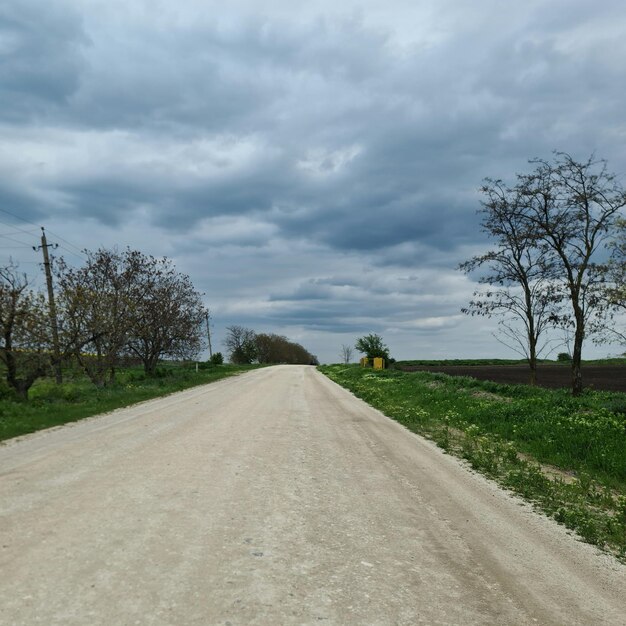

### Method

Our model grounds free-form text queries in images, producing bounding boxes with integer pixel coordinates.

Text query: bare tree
[460,179,561,385]
[125,255,206,374]
[0,263,51,398]
[224,325,257,364]
[58,249,207,380]
[56,249,143,387]
[518,152,625,395]
[340,344,354,364]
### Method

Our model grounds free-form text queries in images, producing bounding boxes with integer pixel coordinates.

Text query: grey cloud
[2,1,625,363]
[60,180,148,225]
[0,1,87,122]
[59,14,391,133]
[9,2,625,251]
[0,184,48,224]
[265,271,468,329]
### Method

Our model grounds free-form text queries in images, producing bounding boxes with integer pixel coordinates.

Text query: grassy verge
[0,364,259,442]
[319,364,626,560]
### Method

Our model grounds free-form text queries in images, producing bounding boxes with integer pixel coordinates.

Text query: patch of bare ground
[469,389,512,403]
[397,363,626,392]
[516,452,578,485]
[425,380,444,389]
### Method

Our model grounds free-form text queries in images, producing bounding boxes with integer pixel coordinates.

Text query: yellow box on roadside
[373,357,385,370]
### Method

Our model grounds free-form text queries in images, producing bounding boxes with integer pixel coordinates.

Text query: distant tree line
[1,248,206,398]
[461,152,626,395]
[224,325,318,365]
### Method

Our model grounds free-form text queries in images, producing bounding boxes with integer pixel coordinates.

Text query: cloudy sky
[1,0,625,363]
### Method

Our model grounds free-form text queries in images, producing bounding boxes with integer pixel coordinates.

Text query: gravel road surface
[1,365,625,625]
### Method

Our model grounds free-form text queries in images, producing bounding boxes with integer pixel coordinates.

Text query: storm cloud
[1,0,625,361]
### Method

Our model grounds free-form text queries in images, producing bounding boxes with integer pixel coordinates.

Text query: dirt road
[1,366,625,625]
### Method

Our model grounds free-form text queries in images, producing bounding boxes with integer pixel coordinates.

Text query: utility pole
[34,227,62,384]
[205,310,213,359]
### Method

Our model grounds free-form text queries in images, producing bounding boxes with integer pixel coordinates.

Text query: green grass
[320,364,626,560]
[0,363,259,442]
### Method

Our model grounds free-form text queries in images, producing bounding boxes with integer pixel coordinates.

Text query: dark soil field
[396,364,626,393]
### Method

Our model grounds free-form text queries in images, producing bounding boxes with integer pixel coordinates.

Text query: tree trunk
[88,372,107,388]
[4,347,18,393]
[144,354,159,375]
[3,349,37,399]
[77,354,102,387]
[11,365,47,400]
[14,373,41,400]
[571,315,585,396]
[528,362,537,386]
[528,335,537,386]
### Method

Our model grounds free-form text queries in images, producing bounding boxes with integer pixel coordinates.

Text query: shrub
[0,382,17,401]
[557,352,572,362]
[210,352,224,365]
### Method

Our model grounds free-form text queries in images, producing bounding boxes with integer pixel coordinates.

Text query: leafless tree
[56,249,144,387]
[518,152,625,395]
[340,344,354,364]
[0,263,51,398]
[57,249,207,382]
[125,255,205,374]
[460,179,561,385]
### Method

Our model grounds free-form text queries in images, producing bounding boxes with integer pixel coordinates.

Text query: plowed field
[396,364,626,392]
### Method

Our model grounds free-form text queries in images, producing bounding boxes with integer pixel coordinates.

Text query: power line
[0,206,42,228]
[0,207,86,261]
[56,245,87,263]
[49,233,86,258]
[0,221,40,237]
[0,257,40,265]
[0,212,45,263]
[0,219,40,242]
[0,233,34,246]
